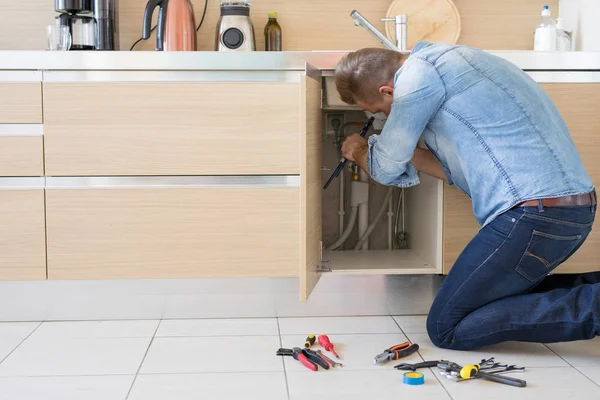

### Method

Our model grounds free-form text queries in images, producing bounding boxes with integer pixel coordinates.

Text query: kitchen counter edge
[0,51,598,72]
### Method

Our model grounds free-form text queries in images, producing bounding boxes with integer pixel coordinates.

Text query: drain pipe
[339,168,345,236]
[357,169,370,250]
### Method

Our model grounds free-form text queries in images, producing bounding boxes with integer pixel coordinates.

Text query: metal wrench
[315,349,344,367]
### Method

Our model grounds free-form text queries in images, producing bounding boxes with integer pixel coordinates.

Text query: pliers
[276,347,330,371]
[373,342,420,365]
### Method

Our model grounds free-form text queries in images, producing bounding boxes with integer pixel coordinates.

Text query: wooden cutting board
[385,0,461,50]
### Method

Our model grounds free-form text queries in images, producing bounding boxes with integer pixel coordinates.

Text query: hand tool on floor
[276,347,330,372]
[318,334,341,359]
[304,334,316,348]
[374,342,419,365]
[437,360,527,388]
[323,117,375,190]
[315,349,344,368]
[394,360,443,371]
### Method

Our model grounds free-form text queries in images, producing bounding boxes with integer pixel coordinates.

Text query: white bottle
[556,18,572,52]
[534,5,557,51]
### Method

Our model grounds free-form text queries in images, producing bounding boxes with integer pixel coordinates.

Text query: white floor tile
[438,367,600,400]
[0,336,151,377]
[0,323,39,361]
[406,334,569,367]
[280,333,421,372]
[278,316,401,335]
[392,315,428,334]
[129,372,288,400]
[139,336,283,374]
[34,320,159,339]
[546,337,600,367]
[576,367,600,386]
[156,318,278,337]
[0,375,134,400]
[287,369,451,400]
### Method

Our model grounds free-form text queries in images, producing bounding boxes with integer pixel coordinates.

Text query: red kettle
[142,0,197,51]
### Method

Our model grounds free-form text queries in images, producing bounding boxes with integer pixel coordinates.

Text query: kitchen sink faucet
[350,10,408,53]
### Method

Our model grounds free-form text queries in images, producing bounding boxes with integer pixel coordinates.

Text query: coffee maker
[54,0,120,50]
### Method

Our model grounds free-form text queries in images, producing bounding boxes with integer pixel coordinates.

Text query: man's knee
[426,311,460,350]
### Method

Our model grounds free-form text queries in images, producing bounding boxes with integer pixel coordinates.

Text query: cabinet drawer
[0,83,42,124]
[43,82,301,176]
[46,180,300,279]
[0,128,43,176]
[0,187,46,280]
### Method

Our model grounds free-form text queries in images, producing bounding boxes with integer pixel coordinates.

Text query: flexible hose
[354,187,394,250]
[327,206,359,250]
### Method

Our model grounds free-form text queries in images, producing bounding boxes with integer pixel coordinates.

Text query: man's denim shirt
[366,41,594,227]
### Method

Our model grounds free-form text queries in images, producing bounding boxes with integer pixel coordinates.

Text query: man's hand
[341,134,369,174]
[341,134,367,162]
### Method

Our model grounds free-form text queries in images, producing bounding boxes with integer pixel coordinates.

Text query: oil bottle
[264,12,282,51]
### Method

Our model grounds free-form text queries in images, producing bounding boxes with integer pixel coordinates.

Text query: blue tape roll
[403,372,425,385]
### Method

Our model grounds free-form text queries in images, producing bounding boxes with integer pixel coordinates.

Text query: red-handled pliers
[276,347,330,371]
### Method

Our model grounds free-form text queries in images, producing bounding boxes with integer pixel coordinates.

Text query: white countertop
[0,50,598,72]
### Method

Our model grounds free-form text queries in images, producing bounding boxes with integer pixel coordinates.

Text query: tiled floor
[0,316,598,399]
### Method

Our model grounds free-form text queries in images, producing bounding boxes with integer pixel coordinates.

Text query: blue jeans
[427,203,600,350]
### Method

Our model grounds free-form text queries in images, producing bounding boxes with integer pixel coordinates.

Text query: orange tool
[318,334,340,359]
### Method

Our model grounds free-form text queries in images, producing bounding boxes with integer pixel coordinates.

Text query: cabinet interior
[320,110,443,275]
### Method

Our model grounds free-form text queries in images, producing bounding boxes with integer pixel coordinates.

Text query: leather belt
[517,190,597,208]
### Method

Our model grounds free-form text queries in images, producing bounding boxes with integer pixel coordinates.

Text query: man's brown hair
[335,48,405,105]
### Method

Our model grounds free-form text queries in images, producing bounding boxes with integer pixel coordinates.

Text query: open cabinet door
[299,64,323,302]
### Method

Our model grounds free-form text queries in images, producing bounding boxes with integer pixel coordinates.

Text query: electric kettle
[142,0,197,51]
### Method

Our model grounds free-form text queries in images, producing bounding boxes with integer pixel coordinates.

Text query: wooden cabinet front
[46,186,300,280]
[0,136,43,176]
[443,83,600,274]
[0,83,42,124]
[0,189,46,280]
[43,82,301,176]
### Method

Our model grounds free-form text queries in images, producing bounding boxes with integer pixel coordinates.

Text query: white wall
[559,0,600,51]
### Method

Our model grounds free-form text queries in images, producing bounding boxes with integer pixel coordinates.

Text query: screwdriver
[318,334,340,359]
[304,334,316,348]
[323,117,375,190]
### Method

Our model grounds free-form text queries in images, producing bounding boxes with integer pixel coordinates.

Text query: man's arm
[346,139,446,181]
[360,59,446,187]
[411,147,446,181]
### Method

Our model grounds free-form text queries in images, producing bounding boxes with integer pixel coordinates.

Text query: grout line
[430,366,454,399]
[0,322,43,365]
[276,318,292,400]
[124,320,162,400]
[545,343,600,388]
[544,344,577,367]
[393,318,452,399]
[574,366,600,389]
[154,334,281,339]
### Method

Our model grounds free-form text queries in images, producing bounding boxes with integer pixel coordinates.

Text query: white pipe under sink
[358,169,370,250]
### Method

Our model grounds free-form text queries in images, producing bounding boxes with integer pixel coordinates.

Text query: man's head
[335,48,406,116]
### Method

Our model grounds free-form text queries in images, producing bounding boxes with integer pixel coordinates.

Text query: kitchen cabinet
[46,181,300,280]
[0,187,46,280]
[0,83,42,124]
[443,83,600,274]
[0,133,43,177]
[300,73,323,301]
[43,82,301,176]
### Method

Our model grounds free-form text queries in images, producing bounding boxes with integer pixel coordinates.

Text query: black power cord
[130,0,209,51]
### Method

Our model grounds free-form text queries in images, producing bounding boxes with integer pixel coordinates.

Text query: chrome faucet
[350,10,399,51]
[381,14,407,52]
[350,10,408,53]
